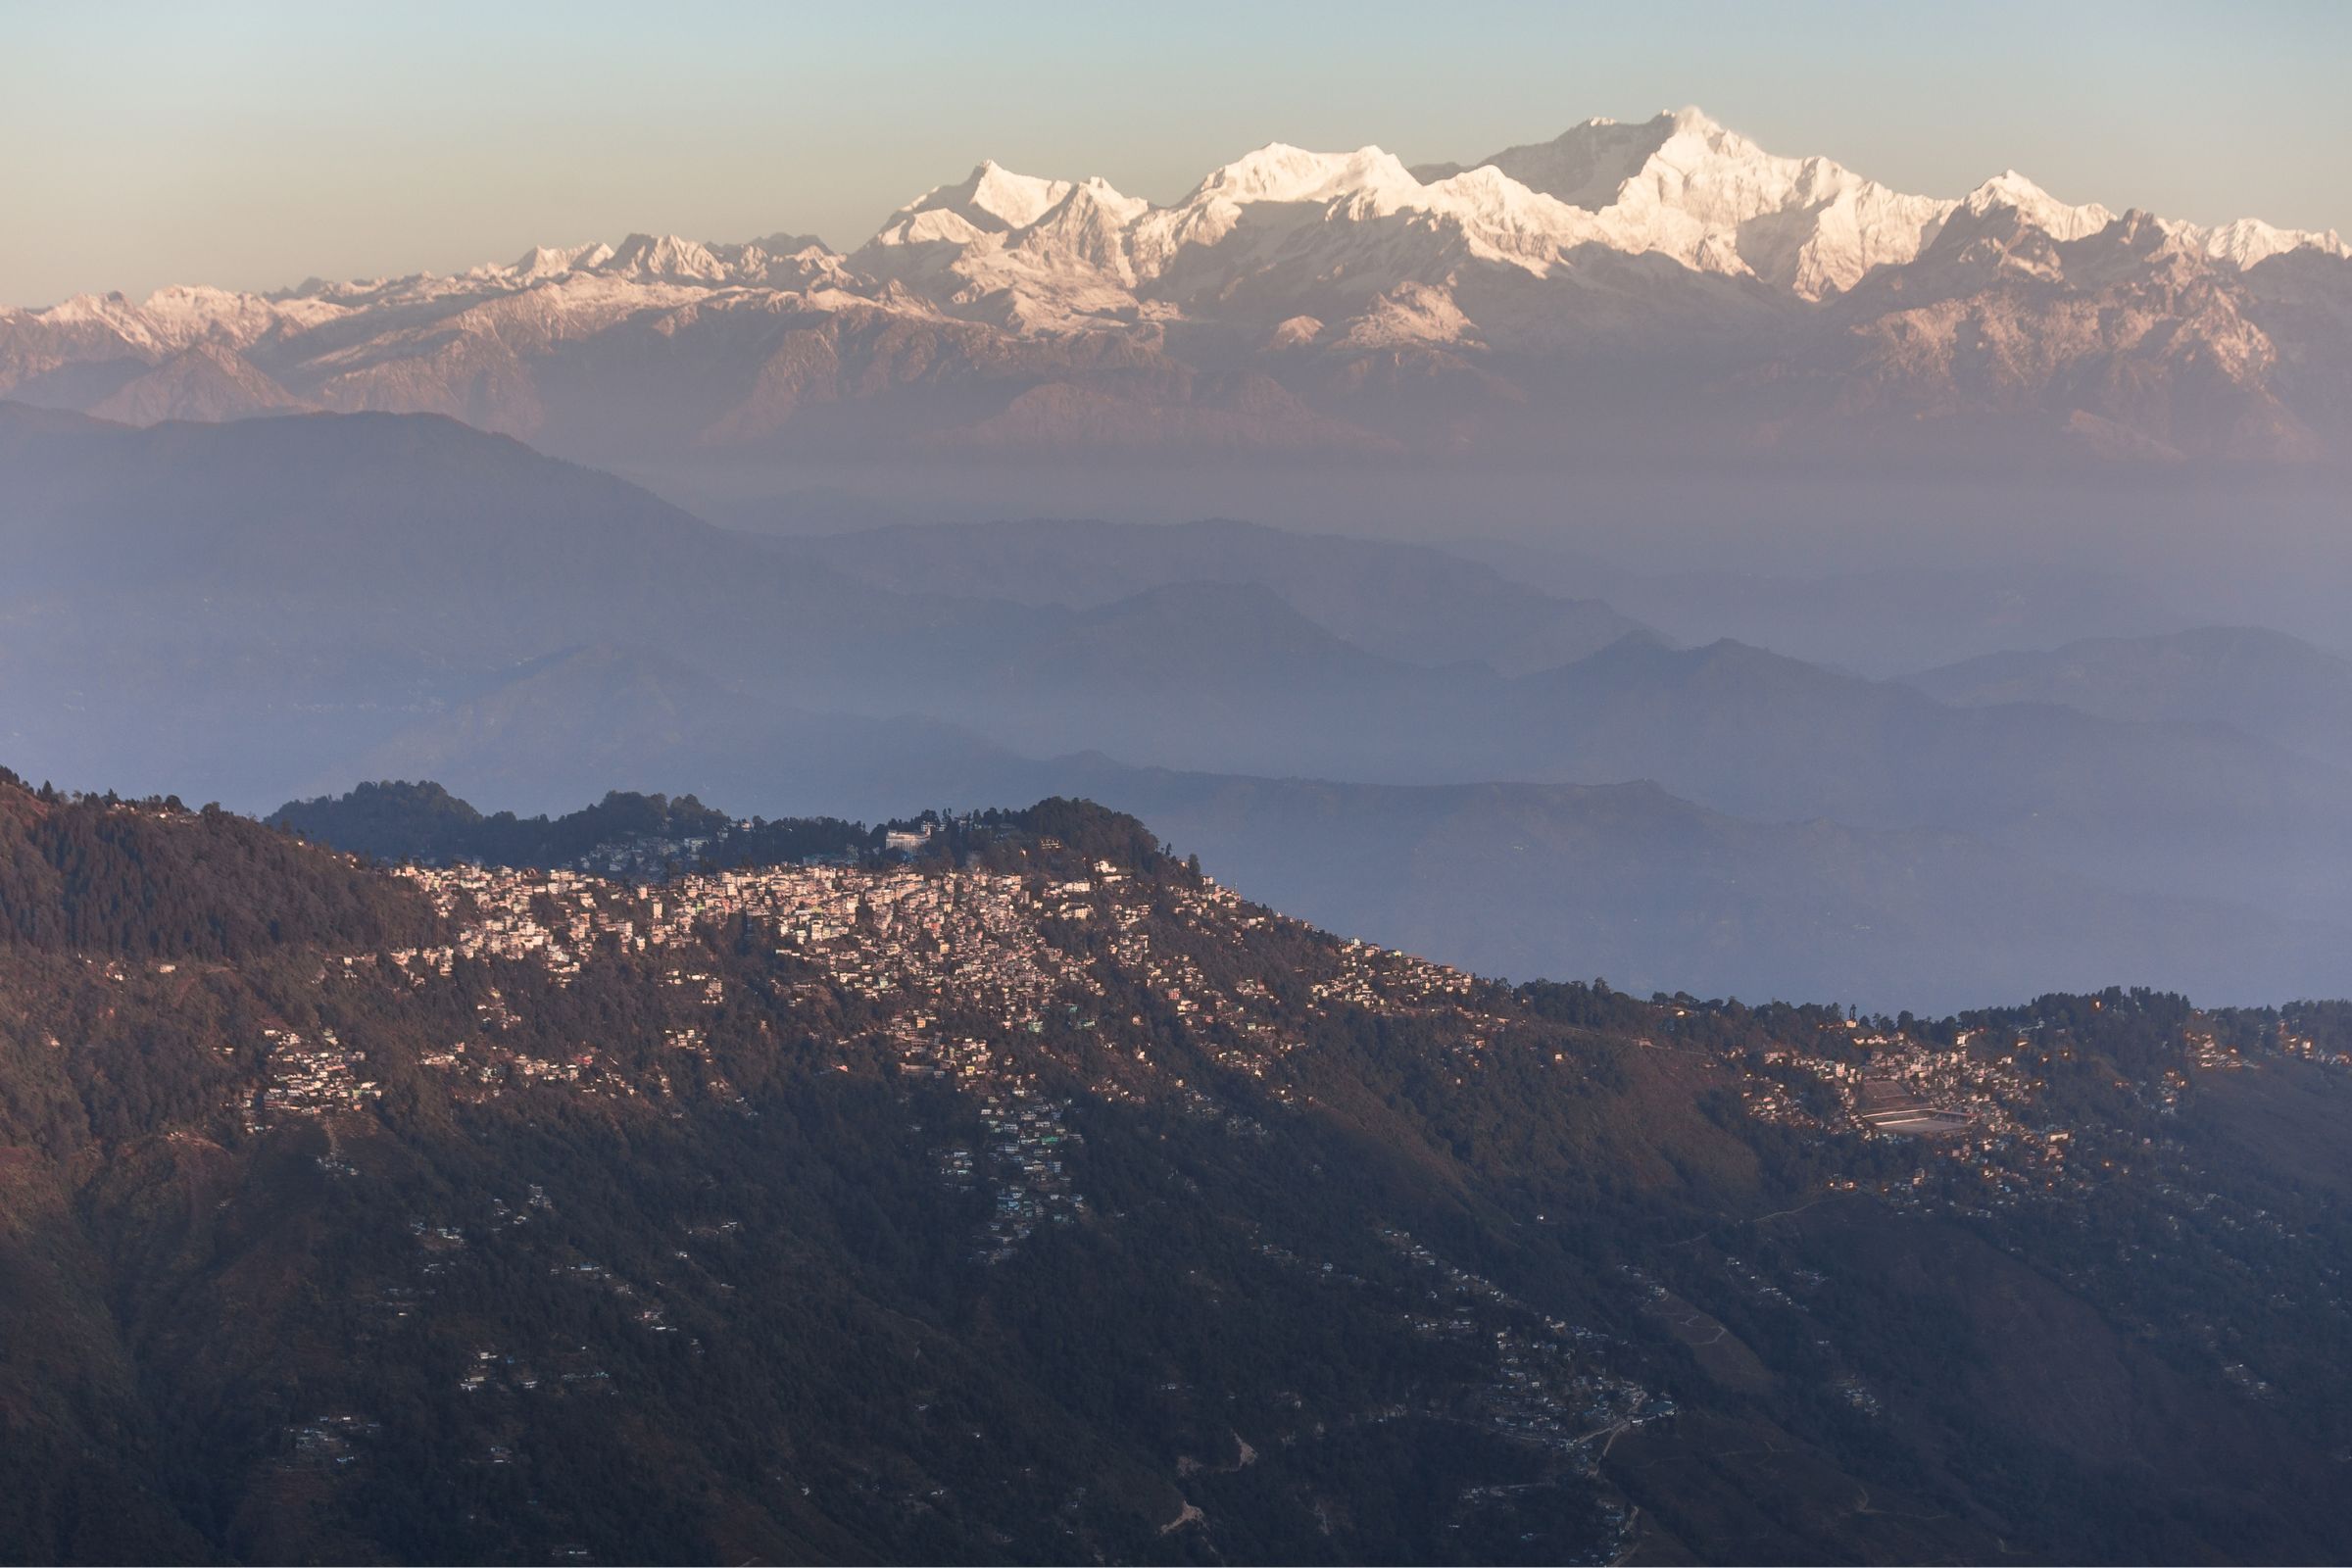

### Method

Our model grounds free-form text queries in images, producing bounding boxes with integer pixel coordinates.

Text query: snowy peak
[26,283,317,354]
[509,241,615,280]
[1008,178,1149,276]
[1640,103,1783,184]
[1414,108,1952,297]
[958,161,1077,230]
[1444,114,1680,211]
[1411,109,1744,212]
[595,233,734,284]
[2173,215,2352,268]
[6,105,2350,466]
[16,107,2341,334]
[869,160,1075,249]
[1188,143,1422,208]
[1961,172,2117,242]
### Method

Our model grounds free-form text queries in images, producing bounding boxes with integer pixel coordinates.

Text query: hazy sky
[4,0,2347,305]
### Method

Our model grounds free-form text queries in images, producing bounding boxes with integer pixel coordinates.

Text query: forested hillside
[269,780,871,876]
[2,771,2350,1563]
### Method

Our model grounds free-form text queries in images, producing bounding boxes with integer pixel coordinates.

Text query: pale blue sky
[3,0,2346,305]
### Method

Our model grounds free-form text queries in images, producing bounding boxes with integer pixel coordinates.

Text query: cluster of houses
[966,1086,1085,1263]
[245,1025,381,1133]
[1727,1014,2319,1212]
[353,849,1544,1264]
[281,1413,380,1471]
[212,824,2352,1290]
[2271,1019,2352,1067]
[251,821,2352,1289]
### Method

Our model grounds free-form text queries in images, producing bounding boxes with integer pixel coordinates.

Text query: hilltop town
[6,781,2352,1564]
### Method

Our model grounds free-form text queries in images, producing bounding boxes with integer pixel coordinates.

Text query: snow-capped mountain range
[6,108,2349,464]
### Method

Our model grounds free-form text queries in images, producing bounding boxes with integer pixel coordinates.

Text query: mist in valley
[5,402,2345,1012]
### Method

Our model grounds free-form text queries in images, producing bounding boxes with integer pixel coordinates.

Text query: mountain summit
[4,108,2348,464]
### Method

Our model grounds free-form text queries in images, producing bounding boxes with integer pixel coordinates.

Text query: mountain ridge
[8,108,2349,465]
[8,402,2348,1007]
[1906,625,2352,771]
[6,766,2352,1561]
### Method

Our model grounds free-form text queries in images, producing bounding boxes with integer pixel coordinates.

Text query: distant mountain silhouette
[790,516,1647,673]
[7,404,2349,1004]
[1908,626,2352,770]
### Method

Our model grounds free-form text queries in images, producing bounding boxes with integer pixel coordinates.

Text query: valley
[5,406,2348,1008]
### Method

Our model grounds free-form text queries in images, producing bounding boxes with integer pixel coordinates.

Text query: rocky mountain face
[6,109,2348,464]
